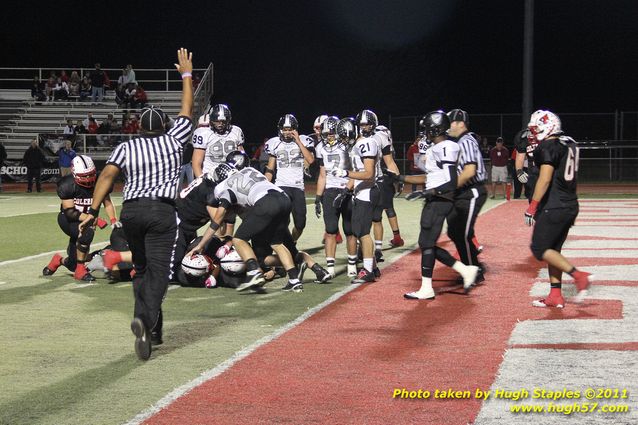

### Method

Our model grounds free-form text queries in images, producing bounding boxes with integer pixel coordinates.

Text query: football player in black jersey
[515,128,539,202]
[524,110,592,308]
[42,155,118,281]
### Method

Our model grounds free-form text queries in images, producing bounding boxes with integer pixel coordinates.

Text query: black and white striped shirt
[107,116,192,201]
[456,131,487,187]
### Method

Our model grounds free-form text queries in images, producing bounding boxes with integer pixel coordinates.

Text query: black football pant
[57,212,95,271]
[121,199,178,336]
[27,167,41,192]
[448,185,487,267]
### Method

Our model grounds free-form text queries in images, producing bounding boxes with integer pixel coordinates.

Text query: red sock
[74,263,88,279]
[46,253,63,272]
[549,286,562,297]
[506,183,512,201]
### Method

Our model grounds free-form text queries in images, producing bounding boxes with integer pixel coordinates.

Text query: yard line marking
[0,242,108,268]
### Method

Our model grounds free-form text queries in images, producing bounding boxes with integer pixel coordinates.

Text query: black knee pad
[77,227,94,253]
[421,247,435,277]
[385,207,396,219]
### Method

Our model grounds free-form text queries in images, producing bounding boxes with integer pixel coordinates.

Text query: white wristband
[181,72,192,79]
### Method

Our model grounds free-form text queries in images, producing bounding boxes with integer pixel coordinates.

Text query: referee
[446,109,488,279]
[80,48,194,360]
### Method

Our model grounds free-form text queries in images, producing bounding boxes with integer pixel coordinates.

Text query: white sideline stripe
[0,242,109,268]
[126,200,507,424]
[0,281,6,285]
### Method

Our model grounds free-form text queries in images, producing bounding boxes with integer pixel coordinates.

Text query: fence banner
[0,159,60,182]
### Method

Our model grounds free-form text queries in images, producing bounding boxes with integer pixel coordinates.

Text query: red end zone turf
[144,201,622,425]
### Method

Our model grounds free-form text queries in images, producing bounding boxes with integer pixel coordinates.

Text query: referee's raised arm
[175,47,194,120]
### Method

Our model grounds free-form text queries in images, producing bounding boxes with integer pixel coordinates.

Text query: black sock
[550,282,562,289]
[393,229,400,236]
[287,267,299,280]
[311,264,323,274]
[567,267,576,276]
[245,258,259,273]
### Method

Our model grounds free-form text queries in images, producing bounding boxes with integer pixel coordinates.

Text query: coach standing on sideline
[80,48,194,360]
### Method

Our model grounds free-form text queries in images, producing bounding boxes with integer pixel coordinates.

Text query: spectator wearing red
[133,85,148,108]
[489,137,509,199]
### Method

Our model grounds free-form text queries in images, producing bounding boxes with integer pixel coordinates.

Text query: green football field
[1,191,494,425]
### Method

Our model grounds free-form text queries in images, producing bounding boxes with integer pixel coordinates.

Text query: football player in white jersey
[191,103,245,178]
[387,111,479,300]
[315,117,358,278]
[188,163,303,293]
[264,114,314,241]
[330,114,382,284]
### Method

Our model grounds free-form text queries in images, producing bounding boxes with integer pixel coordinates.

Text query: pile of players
[41,105,593,308]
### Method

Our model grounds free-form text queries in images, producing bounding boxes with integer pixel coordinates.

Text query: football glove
[516,169,529,184]
[314,196,323,218]
[96,217,108,229]
[329,168,349,178]
[525,200,539,226]
[333,189,353,209]
[110,218,122,229]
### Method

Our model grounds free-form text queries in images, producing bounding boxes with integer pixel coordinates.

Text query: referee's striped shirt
[456,131,487,187]
[107,116,192,201]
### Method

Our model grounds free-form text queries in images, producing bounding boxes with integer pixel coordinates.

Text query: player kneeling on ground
[43,155,118,282]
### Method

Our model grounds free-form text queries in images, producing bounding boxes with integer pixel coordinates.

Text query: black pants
[531,207,579,260]
[27,167,41,191]
[121,199,178,335]
[448,185,487,266]
[281,186,306,232]
[57,211,95,271]
[322,187,353,236]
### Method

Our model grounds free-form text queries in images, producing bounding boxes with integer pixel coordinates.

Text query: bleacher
[0,91,183,160]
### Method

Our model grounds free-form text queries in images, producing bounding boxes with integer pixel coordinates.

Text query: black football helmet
[226,150,250,170]
[213,163,236,183]
[277,114,299,141]
[209,104,232,135]
[336,117,358,145]
[355,109,378,137]
[421,110,450,140]
[321,116,339,145]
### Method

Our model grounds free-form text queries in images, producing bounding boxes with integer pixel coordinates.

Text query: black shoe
[131,318,151,360]
[236,272,265,292]
[375,250,385,263]
[151,331,163,346]
[351,269,375,284]
[75,271,96,282]
[373,267,381,278]
[42,266,55,276]
[282,281,303,292]
[313,267,332,284]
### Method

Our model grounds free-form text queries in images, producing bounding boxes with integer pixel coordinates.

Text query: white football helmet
[219,248,246,274]
[197,114,210,127]
[181,254,213,277]
[71,155,96,187]
[528,110,562,141]
[313,115,329,129]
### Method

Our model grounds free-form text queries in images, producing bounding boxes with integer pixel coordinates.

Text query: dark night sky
[3,0,637,142]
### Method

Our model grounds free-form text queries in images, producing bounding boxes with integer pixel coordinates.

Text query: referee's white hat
[140,106,165,131]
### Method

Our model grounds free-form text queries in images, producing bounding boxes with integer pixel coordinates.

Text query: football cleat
[282,281,303,292]
[404,290,435,300]
[236,272,266,292]
[373,267,381,278]
[151,330,163,346]
[389,236,404,247]
[460,265,480,293]
[43,253,63,276]
[375,250,384,263]
[532,294,565,309]
[571,271,593,304]
[347,264,357,277]
[74,264,95,282]
[351,269,375,284]
[313,267,332,284]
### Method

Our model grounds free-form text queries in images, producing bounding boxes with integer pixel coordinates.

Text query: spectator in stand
[23,139,46,192]
[31,76,46,102]
[87,117,99,134]
[406,137,423,192]
[89,63,106,103]
[58,140,76,177]
[123,83,137,109]
[63,119,76,141]
[74,119,87,135]
[98,114,118,146]
[489,137,509,199]
[52,77,69,101]
[192,72,201,90]
[68,78,80,98]
[122,116,139,135]
[125,64,136,84]
[80,77,92,101]
[45,77,56,101]
[48,71,58,82]
[82,112,100,128]
[69,71,81,85]
[59,70,69,83]
[133,84,148,108]
[0,141,6,192]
